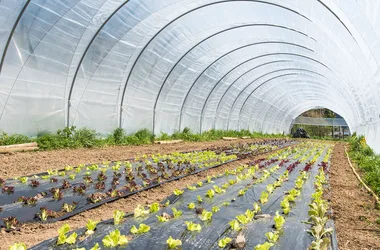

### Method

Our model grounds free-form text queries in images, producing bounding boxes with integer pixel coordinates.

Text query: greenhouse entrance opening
[290,108,350,140]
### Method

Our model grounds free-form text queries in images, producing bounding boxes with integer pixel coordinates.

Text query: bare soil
[0,139,270,249]
[329,142,380,250]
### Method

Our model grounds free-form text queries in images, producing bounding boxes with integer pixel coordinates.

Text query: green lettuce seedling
[229,220,242,231]
[188,203,195,209]
[172,208,182,218]
[85,219,99,235]
[185,221,202,232]
[167,236,182,249]
[9,243,27,250]
[266,231,279,243]
[260,191,269,204]
[113,210,125,225]
[173,189,184,196]
[218,237,232,248]
[134,205,149,218]
[254,242,274,250]
[274,211,285,230]
[149,203,160,213]
[206,189,215,198]
[102,229,128,247]
[200,210,213,221]
[130,224,150,234]
[57,224,77,245]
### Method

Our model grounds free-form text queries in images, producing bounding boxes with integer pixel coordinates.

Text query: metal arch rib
[0,0,31,74]
[118,0,312,129]
[66,0,131,127]
[151,23,313,134]
[253,80,334,132]
[176,44,314,132]
[234,71,327,130]
[210,54,331,131]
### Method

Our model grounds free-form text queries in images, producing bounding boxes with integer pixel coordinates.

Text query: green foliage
[134,205,149,218]
[218,237,232,248]
[172,208,183,218]
[86,219,99,235]
[37,126,102,150]
[349,136,380,195]
[200,210,213,221]
[56,224,77,245]
[229,220,242,231]
[113,210,125,225]
[9,243,27,250]
[102,229,128,247]
[1,126,287,151]
[185,221,202,231]
[149,203,160,213]
[166,236,182,249]
[274,211,285,230]
[254,242,274,250]
[0,131,30,146]
[130,224,150,234]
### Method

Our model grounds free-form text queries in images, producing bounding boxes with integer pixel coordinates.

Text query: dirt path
[0,139,265,179]
[330,142,380,250]
[0,139,278,249]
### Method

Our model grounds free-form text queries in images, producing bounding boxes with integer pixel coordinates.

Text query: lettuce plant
[57,224,77,245]
[236,214,249,225]
[185,221,202,231]
[149,202,160,213]
[166,236,182,249]
[172,207,182,218]
[274,211,285,230]
[254,242,274,250]
[9,243,27,250]
[62,202,77,213]
[173,189,184,196]
[197,195,203,203]
[213,185,224,194]
[19,177,28,184]
[229,220,241,231]
[266,184,274,194]
[212,206,220,213]
[156,213,171,222]
[253,202,261,213]
[260,191,269,204]
[85,219,99,235]
[188,203,195,209]
[266,231,279,243]
[130,224,150,234]
[206,189,215,198]
[134,205,149,218]
[218,237,232,248]
[113,210,125,225]
[200,210,213,221]
[187,185,197,190]
[102,229,128,247]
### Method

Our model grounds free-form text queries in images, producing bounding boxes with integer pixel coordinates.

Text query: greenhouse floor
[1,140,379,250]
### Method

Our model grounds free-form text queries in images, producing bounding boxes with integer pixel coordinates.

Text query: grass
[0,127,288,151]
[349,134,380,196]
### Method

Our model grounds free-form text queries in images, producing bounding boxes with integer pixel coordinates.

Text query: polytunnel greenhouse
[1,1,380,250]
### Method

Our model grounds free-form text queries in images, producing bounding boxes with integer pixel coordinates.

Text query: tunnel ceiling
[0,0,380,151]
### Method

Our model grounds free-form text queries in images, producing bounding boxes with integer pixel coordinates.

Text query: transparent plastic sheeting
[0,0,379,151]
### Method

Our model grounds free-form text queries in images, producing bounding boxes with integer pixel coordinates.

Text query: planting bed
[0,140,293,228]
[29,142,337,250]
